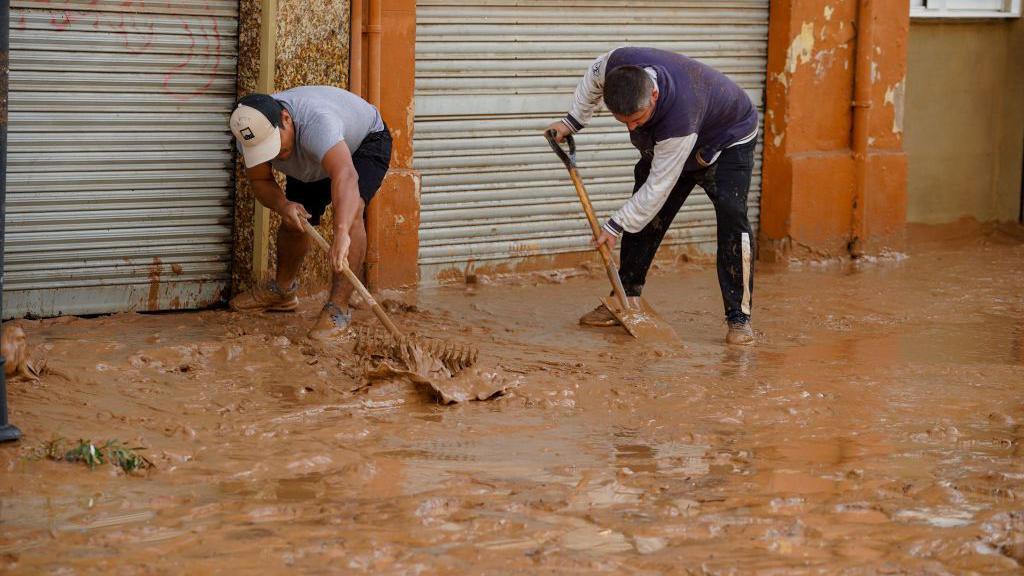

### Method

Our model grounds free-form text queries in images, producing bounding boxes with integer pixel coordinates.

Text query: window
[911,0,1022,18]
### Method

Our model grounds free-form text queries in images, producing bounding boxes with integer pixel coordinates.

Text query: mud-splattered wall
[232,0,350,295]
[760,1,909,260]
[905,16,1024,224]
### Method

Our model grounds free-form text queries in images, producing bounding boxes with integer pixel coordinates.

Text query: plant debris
[32,437,155,474]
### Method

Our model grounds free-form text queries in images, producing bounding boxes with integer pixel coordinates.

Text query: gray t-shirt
[250,86,384,183]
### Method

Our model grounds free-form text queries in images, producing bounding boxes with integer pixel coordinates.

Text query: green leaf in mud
[64,439,105,469]
[102,440,155,474]
[30,437,155,474]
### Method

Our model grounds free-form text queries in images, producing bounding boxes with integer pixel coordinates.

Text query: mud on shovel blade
[544,130,681,345]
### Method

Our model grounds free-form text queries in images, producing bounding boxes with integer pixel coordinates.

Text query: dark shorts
[285,124,393,225]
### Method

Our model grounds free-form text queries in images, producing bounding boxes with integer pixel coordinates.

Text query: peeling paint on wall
[785,22,816,75]
[813,48,836,79]
[885,77,906,135]
[763,0,910,259]
[774,71,789,90]
[766,107,787,149]
[405,100,416,144]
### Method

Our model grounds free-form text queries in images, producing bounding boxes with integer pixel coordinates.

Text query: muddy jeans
[619,140,756,323]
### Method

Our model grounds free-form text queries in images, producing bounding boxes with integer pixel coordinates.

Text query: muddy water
[1,223,1022,574]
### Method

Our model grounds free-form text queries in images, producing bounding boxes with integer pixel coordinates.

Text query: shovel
[545,129,681,345]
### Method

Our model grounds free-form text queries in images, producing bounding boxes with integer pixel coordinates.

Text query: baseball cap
[229,94,284,168]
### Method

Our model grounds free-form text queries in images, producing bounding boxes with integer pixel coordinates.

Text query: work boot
[579,303,620,327]
[308,302,352,341]
[726,319,755,346]
[229,280,298,312]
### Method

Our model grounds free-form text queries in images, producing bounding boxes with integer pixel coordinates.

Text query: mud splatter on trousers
[619,140,756,322]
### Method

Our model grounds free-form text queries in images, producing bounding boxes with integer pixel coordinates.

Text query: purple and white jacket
[561,47,758,238]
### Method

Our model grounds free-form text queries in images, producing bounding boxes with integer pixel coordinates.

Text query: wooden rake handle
[301,220,403,339]
[544,129,632,311]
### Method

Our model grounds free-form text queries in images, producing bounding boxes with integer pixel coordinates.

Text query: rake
[302,220,478,374]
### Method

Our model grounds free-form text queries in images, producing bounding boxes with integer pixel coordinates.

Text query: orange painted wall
[761,1,908,260]
[362,0,420,291]
[857,1,909,252]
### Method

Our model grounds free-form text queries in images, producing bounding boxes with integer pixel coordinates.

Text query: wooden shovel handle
[545,130,631,311]
[301,220,403,339]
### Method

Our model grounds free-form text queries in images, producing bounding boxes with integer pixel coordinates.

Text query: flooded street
[1,223,1022,574]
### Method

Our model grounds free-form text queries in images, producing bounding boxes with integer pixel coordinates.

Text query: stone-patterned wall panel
[232,0,262,294]
[233,0,350,295]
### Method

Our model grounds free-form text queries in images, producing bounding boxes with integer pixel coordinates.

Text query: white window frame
[912,0,1022,18]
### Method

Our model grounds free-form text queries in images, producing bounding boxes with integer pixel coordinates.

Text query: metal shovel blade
[601,296,682,345]
[543,130,682,346]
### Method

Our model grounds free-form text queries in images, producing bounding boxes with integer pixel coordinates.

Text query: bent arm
[321,140,361,234]
[562,49,614,133]
[604,134,696,236]
[247,162,288,213]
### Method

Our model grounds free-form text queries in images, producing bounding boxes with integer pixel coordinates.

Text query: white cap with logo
[229,103,281,168]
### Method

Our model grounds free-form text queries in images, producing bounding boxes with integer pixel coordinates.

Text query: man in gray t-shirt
[228,86,392,340]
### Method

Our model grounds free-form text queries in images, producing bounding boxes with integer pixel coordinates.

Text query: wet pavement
[1,222,1022,574]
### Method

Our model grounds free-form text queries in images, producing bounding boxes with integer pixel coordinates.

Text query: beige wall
[905,16,1024,224]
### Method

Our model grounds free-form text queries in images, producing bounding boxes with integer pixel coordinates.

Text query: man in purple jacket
[547,47,758,345]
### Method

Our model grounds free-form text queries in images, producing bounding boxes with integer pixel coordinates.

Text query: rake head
[353,326,479,375]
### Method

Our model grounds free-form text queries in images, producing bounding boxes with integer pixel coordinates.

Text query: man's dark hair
[238,93,285,127]
[603,65,655,116]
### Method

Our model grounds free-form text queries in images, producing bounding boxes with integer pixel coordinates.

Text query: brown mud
[1,222,1023,574]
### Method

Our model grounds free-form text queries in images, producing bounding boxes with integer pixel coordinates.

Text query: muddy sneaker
[308,302,352,341]
[726,320,755,345]
[579,303,621,327]
[229,280,298,312]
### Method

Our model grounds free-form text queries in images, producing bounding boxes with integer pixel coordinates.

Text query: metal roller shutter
[414,0,768,279]
[4,0,238,318]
